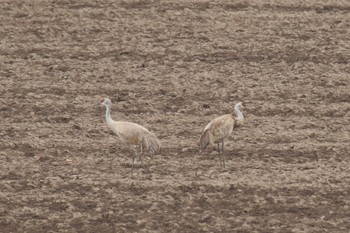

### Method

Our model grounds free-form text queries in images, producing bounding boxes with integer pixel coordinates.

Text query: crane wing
[199,129,210,150]
[143,132,161,154]
[111,121,160,154]
[110,121,147,144]
[210,115,235,140]
[203,120,214,131]
[199,117,216,150]
[200,114,235,148]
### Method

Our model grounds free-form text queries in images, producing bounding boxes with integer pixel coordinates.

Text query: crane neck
[234,105,244,121]
[105,104,113,124]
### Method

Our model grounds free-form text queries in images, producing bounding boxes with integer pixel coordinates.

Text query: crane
[199,102,245,168]
[101,98,161,173]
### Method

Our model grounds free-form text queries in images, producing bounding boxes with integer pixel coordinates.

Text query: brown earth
[1,0,350,232]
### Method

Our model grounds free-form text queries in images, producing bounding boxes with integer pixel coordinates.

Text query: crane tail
[199,130,210,151]
[143,133,161,154]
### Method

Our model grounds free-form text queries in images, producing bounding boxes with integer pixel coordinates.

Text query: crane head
[236,101,245,109]
[101,98,112,107]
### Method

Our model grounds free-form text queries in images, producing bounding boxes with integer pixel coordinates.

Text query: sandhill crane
[101,98,161,173]
[199,102,245,168]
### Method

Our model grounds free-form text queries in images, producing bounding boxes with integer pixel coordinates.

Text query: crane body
[199,102,245,168]
[102,98,161,173]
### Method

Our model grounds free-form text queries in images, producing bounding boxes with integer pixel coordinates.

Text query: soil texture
[1,0,350,232]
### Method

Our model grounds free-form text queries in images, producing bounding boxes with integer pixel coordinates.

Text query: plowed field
[1,0,349,232]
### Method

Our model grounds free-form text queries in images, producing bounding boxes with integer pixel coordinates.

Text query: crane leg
[217,143,222,168]
[139,143,144,168]
[221,139,225,168]
[131,148,137,174]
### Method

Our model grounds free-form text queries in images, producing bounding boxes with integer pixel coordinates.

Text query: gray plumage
[199,102,245,168]
[101,98,161,173]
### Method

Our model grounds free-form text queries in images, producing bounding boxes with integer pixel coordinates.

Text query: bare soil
[1,0,350,232]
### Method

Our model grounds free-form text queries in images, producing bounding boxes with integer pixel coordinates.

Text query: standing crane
[199,102,245,168]
[101,98,161,174]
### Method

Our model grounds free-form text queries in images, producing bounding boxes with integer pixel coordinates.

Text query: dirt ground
[1,0,350,232]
